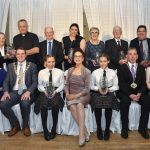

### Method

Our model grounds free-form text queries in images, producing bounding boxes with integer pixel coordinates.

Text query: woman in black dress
[62,23,86,70]
[36,56,64,141]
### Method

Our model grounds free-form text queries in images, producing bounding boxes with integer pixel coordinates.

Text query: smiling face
[113,26,122,39]
[18,20,28,34]
[16,49,26,63]
[90,28,99,41]
[45,27,54,41]
[0,33,5,47]
[46,56,55,69]
[137,27,147,40]
[99,56,109,69]
[127,49,138,64]
[70,26,78,37]
[73,51,84,65]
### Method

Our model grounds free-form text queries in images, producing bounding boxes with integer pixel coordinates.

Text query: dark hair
[43,55,55,62]
[69,23,80,35]
[137,25,147,32]
[99,53,110,61]
[16,47,26,54]
[71,48,86,67]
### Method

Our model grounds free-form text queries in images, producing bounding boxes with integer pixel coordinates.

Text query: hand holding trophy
[5,45,16,59]
[46,81,55,99]
[99,74,108,96]
[68,48,74,63]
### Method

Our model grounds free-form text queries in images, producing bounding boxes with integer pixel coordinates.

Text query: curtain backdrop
[0,0,10,33]
[83,0,150,42]
[0,0,150,44]
[8,0,83,43]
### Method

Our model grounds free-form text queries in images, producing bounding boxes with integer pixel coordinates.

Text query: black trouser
[41,106,59,133]
[118,93,150,130]
[0,91,32,128]
[94,108,112,131]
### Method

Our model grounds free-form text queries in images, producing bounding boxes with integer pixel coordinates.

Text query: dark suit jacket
[3,61,38,94]
[0,44,14,68]
[117,64,147,97]
[130,38,150,63]
[105,39,128,70]
[38,39,64,70]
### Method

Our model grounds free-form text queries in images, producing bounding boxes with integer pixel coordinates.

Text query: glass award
[46,81,54,99]
[95,51,100,66]
[143,50,149,60]
[119,50,125,60]
[99,75,108,96]
[68,48,74,63]
[6,45,16,58]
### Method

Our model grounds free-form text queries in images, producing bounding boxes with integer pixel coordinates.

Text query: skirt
[35,92,64,114]
[90,91,119,111]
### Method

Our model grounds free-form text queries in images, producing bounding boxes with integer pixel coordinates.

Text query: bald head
[113,25,122,39]
[44,26,54,40]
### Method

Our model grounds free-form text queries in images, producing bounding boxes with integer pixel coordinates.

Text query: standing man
[117,48,150,139]
[13,19,39,64]
[105,26,128,70]
[0,48,37,137]
[130,25,150,68]
[38,26,64,70]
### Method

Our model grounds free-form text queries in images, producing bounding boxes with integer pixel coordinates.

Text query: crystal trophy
[6,45,16,58]
[46,81,54,99]
[143,50,149,60]
[95,51,100,66]
[68,48,74,63]
[99,75,108,96]
[119,50,125,60]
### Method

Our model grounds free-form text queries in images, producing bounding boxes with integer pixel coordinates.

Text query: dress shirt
[38,67,64,93]
[128,62,137,73]
[0,46,7,70]
[115,38,121,45]
[13,60,27,90]
[91,67,119,92]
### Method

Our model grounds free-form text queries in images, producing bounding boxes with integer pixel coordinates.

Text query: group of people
[0,19,150,147]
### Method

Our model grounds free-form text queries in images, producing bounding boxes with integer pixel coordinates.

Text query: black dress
[62,35,83,70]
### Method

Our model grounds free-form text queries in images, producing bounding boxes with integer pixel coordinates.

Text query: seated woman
[64,49,91,147]
[91,53,119,141]
[37,55,64,141]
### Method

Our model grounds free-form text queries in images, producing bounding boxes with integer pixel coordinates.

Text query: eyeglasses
[90,32,99,34]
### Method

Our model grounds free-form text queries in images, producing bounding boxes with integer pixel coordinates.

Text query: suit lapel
[42,40,47,56]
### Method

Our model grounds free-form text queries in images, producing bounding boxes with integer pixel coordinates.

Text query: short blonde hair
[89,27,100,34]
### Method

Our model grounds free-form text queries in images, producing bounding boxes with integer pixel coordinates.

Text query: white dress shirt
[115,38,121,46]
[91,68,119,92]
[0,46,7,71]
[128,62,137,73]
[47,40,53,54]
[13,61,27,90]
[38,67,64,93]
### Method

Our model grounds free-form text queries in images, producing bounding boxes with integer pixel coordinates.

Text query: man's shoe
[121,129,128,139]
[8,123,20,137]
[138,129,149,139]
[23,127,31,137]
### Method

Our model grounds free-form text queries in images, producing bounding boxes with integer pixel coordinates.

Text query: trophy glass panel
[95,51,100,66]
[68,48,74,63]
[46,81,54,99]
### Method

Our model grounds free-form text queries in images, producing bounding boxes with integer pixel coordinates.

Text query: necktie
[48,41,52,55]
[103,70,106,77]
[49,70,52,82]
[131,64,135,80]
[117,41,121,47]
[18,63,24,95]
[139,40,143,59]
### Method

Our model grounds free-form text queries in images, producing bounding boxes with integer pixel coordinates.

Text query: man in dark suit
[117,47,150,139]
[130,25,150,68]
[38,26,64,71]
[13,19,39,64]
[0,48,37,137]
[0,32,13,70]
[105,26,128,70]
